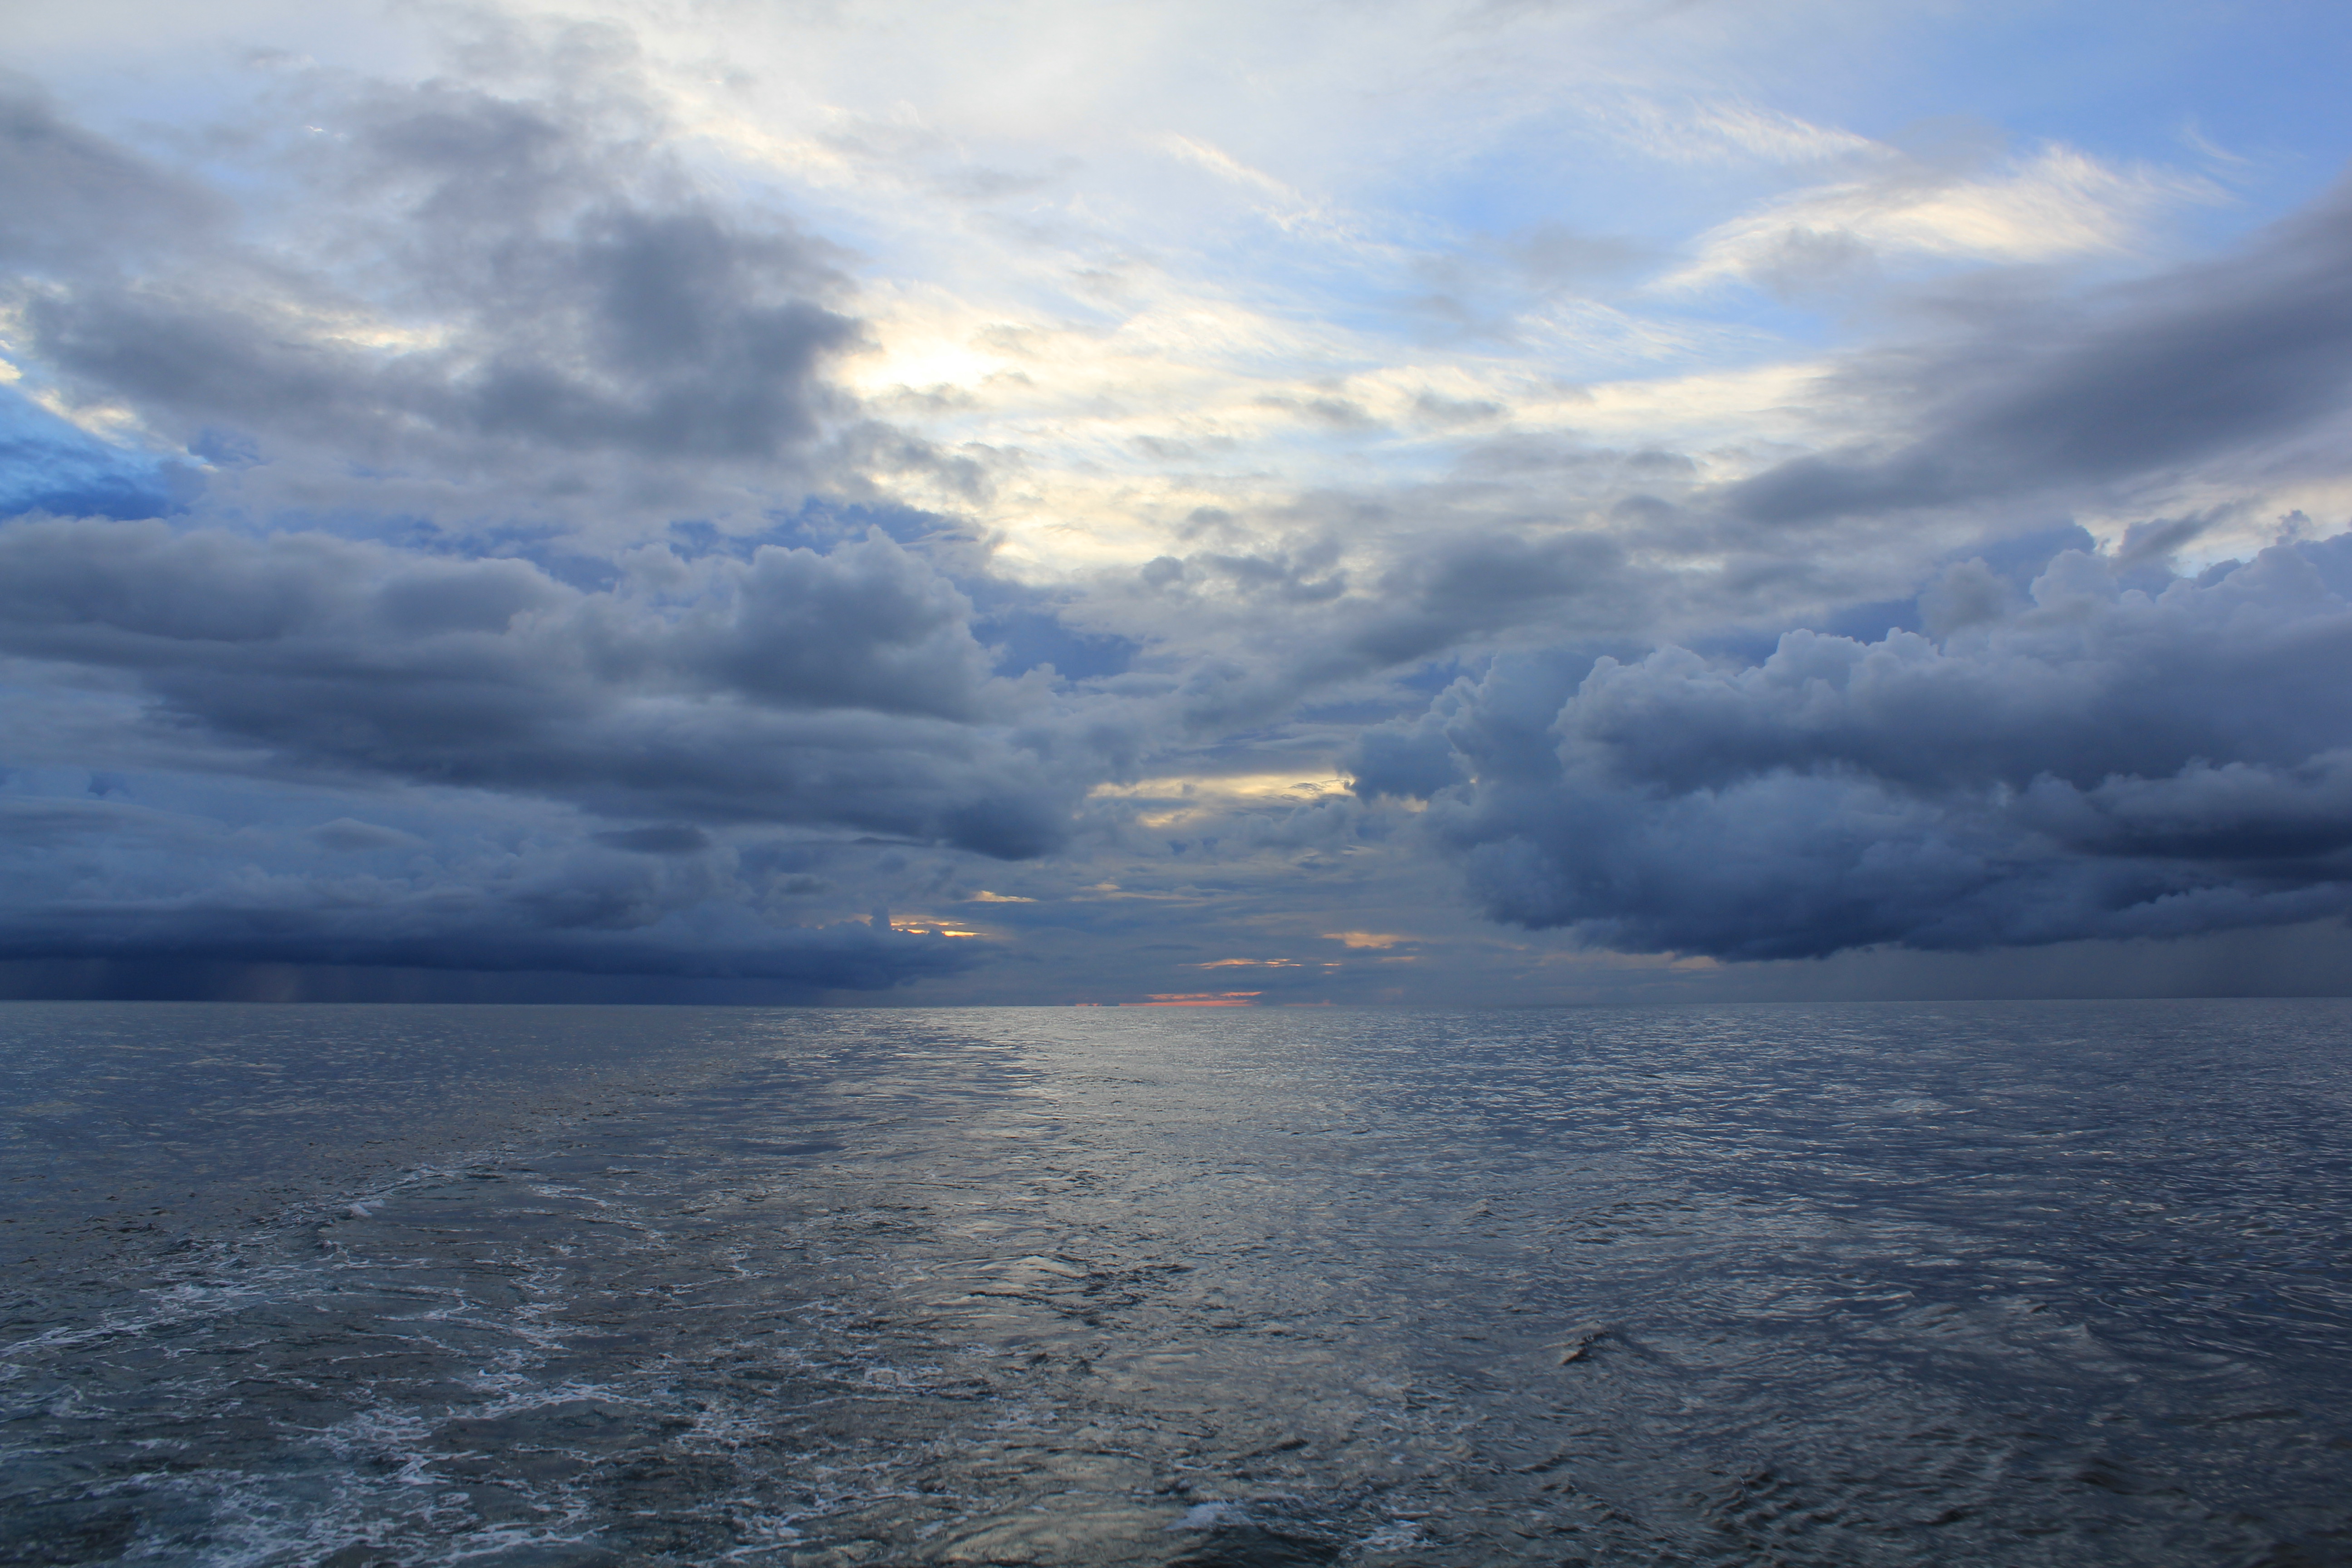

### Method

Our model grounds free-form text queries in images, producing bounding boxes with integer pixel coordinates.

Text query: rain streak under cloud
[5,0,2352,1004]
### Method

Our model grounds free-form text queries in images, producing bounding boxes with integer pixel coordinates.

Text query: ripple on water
[1,999,2349,1565]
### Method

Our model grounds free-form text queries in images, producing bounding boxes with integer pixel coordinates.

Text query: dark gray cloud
[0,518,1087,859]
[1350,531,1635,666]
[593,824,712,854]
[2,58,864,525]
[0,890,977,989]
[0,783,983,992]
[1098,510,1661,750]
[1724,178,2352,525]
[0,75,222,270]
[1376,538,2352,960]
[309,817,429,853]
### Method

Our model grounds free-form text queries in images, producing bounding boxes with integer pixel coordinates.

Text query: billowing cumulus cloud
[1389,538,2352,959]
[0,518,1087,856]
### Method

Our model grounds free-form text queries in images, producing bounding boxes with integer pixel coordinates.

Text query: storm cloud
[0,789,978,988]
[0,518,1085,857]
[1393,538,2352,959]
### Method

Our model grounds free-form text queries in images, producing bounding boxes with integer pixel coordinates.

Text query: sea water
[2,1000,2348,1566]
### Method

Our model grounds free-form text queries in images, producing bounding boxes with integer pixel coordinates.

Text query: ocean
[2,999,2348,1566]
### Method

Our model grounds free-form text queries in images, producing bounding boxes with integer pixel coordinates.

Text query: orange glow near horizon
[887,915,984,938]
[1324,930,1409,949]
[1133,991,1263,1007]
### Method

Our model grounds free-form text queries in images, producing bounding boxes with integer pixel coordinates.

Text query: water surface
[3,1000,2349,1565]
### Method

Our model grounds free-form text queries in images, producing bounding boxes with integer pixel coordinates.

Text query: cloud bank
[1372,539,2352,959]
[0,518,1089,853]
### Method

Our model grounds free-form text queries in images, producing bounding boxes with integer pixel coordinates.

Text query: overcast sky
[6,0,2352,1005]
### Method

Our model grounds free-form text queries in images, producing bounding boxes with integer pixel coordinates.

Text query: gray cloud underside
[1362,539,2352,959]
[0,789,978,989]
[1,62,872,525]
[0,901,975,988]
[1725,178,2352,524]
[0,518,1088,859]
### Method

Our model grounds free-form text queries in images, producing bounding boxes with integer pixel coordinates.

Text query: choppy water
[3,1000,2350,1567]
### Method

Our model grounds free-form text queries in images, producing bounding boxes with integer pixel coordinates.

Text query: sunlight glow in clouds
[5,0,2352,1003]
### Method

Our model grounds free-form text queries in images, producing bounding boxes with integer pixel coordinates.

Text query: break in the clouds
[5,1,2352,1001]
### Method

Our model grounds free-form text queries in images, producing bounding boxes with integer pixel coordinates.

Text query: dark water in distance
[3,1000,2350,1567]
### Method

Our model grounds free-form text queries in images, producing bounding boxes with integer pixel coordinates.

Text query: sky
[5,0,2352,1006]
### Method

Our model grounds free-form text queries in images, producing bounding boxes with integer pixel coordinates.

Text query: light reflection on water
[3,1000,2350,1565]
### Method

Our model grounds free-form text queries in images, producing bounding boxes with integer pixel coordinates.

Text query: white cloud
[1591,92,1879,168]
[1155,133,1302,205]
[1663,144,2222,293]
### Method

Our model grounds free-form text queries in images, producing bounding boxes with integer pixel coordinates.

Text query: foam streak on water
[2,1000,2350,1566]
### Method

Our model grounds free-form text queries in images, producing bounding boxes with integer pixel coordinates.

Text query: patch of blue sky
[973,606,1138,683]
[1396,656,1484,696]
[1136,236,1730,386]
[0,387,194,522]
[661,499,960,560]
[1775,0,2352,232]
[1647,293,1842,356]
[1364,10,2345,321]
[1372,125,1810,252]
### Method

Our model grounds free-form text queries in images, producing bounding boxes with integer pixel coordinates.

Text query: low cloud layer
[0,518,1091,856]
[1375,538,2352,959]
[0,789,979,990]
